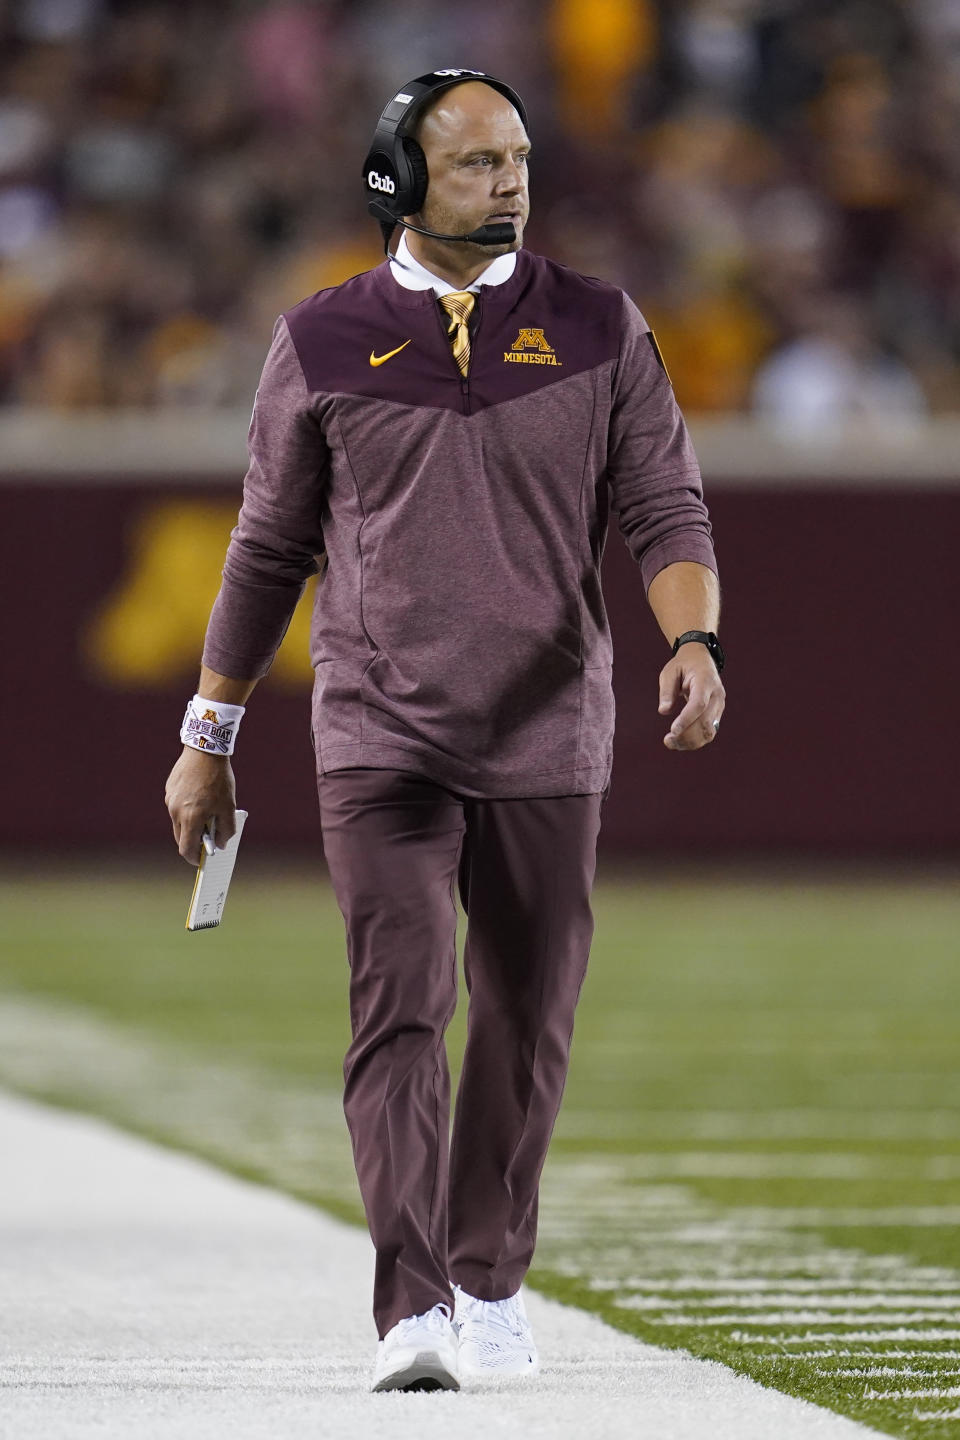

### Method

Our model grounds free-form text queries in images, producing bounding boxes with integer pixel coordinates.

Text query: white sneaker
[453,1284,539,1378]
[371,1302,460,1392]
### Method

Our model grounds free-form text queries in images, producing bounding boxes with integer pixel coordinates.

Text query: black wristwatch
[672,630,725,673]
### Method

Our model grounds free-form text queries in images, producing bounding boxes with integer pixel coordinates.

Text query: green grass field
[2,865,959,1438]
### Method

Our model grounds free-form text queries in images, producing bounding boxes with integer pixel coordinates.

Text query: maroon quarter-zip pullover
[202,248,718,797]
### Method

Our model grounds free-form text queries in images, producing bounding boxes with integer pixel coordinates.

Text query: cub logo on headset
[367,170,396,195]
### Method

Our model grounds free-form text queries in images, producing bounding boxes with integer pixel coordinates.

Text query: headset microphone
[362,69,528,254]
[367,200,517,248]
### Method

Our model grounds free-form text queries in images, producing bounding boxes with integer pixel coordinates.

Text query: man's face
[410,82,531,259]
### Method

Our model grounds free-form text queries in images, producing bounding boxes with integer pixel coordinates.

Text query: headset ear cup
[401,137,429,215]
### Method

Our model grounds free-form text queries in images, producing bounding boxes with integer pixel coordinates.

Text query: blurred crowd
[1,0,958,418]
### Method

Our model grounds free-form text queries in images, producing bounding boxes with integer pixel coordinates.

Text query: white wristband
[180,695,246,756]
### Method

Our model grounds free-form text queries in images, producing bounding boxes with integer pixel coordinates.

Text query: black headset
[362,68,528,250]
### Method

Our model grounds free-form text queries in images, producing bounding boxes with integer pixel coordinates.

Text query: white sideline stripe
[617,1295,960,1310]
[593,1279,960,1293]
[550,1201,960,1228]
[792,1352,960,1359]
[558,1109,960,1141]
[0,1091,886,1440]
[866,1388,960,1399]
[837,1369,960,1378]
[643,1313,960,1326]
[915,1408,960,1421]
[730,1207,960,1226]
[732,1331,960,1343]
[557,1152,960,1180]
[583,1207,960,1227]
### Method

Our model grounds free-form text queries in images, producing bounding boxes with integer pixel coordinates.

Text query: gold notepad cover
[185,810,248,931]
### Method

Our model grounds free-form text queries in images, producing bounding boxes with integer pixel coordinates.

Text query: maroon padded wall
[2,479,957,858]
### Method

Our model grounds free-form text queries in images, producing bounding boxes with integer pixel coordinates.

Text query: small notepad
[185,810,248,931]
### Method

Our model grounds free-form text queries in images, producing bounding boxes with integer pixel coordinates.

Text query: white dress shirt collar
[388,230,517,296]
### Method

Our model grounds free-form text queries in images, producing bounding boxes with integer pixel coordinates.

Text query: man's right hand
[164,748,237,866]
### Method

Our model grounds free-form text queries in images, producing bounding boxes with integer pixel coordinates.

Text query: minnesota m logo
[505,327,562,366]
[511,328,553,352]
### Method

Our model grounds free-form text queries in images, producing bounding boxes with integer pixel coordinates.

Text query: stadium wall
[4,414,958,859]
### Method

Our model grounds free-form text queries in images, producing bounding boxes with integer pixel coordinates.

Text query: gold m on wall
[85,500,314,689]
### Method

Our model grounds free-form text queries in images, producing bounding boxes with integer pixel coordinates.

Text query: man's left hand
[658,647,725,751]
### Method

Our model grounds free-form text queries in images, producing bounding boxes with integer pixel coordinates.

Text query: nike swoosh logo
[369,339,412,367]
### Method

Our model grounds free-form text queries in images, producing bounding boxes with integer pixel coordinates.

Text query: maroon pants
[317,767,603,1337]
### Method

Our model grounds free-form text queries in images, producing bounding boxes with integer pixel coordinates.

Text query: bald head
[413,80,524,147]
[404,79,531,278]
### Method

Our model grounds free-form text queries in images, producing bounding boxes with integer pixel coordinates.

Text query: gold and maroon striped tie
[438,290,475,376]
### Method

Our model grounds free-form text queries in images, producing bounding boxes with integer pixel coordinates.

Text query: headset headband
[361,68,528,243]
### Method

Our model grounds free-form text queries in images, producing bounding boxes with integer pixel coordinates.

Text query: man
[165,70,725,1393]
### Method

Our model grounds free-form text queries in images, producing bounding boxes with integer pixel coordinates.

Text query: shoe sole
[372,1350,460,1393]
